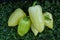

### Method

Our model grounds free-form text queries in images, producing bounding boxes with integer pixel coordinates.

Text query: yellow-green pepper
[44,12,53,29]
[8,8,26,26]
[17,17,30,36]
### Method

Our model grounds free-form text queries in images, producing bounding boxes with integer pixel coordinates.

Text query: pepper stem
[32,1,37,6]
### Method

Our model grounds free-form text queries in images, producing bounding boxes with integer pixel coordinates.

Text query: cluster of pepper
[8,5,53,36]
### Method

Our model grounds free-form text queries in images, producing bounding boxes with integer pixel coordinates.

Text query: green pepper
[17,17,31,36]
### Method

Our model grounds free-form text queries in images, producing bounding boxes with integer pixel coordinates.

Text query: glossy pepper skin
[18,17,30,36]
[8,8,26,26]
[44,12,53,29]
[28,5,44,32]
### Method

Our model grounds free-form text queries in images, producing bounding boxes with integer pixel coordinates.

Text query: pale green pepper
[28,5,44,32]
[31,24,38,36]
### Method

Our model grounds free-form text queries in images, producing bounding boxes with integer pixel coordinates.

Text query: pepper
[8,8,26,26]
[17,17,30,36]
[31,24,38,36]
[28,5,44,32]
[44,12,53,29]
